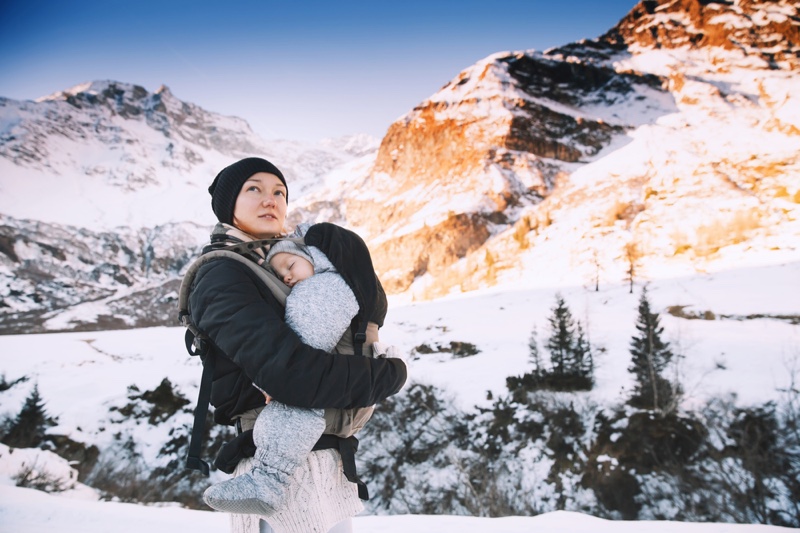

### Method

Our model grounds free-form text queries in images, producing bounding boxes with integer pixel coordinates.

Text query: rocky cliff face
[600,0,799,66]
[358,52,668,292]
[294,0,799,298]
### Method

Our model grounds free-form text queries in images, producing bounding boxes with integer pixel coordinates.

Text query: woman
[188,157,407,533]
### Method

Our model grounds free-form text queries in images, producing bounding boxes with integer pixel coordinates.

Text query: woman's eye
[247,185,260,192]
[275,190,286,197]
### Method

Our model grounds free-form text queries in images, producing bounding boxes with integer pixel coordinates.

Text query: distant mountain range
[0,82,379,332]
[1,0,798,333]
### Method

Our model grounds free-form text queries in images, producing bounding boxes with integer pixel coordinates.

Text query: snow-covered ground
[386,261,799,411]
[0,259,797,528]
[1,483,795,533]
[1,261,796,437]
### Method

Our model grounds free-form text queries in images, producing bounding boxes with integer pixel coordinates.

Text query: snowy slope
[0,262,797,521]
[2,482,793,533]
[1,263,794,435]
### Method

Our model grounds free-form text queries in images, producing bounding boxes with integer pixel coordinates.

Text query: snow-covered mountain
[0,80,376,228]
[294,0,800,298]
[1,0,799,333]
[0,215,208,334]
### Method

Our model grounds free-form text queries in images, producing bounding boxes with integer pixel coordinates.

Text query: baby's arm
[285,272,359,352]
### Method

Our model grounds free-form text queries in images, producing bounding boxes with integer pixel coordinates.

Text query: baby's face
[270,252,314,288]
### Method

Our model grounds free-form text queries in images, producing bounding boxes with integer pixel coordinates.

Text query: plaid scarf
[203,223,286,267]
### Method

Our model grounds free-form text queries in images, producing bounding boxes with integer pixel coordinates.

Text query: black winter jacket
[188,257,407,425]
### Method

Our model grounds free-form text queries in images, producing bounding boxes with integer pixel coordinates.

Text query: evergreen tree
[528,326,542,378]
[546,294,576,376]
[511,296,595,393]
[573,323,593,380]
[624,241,641,294]
[628,287,675,411]
[2,384,53,448]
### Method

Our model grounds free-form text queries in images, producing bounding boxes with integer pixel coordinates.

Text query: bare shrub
[624,241,642,294]
[13,458,74,493]
[695,208,761,257]
[85,439,156,503]
[413,341,480,358]
[512,216,533,249]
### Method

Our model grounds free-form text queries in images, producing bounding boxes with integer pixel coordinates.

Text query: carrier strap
[178,249,291,316]
[180,251,288,476]
[185,329,214,476]
[352,319,368,357]
[212,429,369,500]
[312,435,370,500]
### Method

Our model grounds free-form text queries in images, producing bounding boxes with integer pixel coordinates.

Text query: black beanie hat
[208,157,288,224]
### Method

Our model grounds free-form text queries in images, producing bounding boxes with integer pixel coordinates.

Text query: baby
[268,238,359,353]
[202,228,361,517]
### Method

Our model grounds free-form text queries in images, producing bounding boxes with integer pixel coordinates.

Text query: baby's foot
[203,467,288,516]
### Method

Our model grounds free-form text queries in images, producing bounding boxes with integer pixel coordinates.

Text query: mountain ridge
[1,0,799,332]
[293,0,799,298]
[0,80,378,228]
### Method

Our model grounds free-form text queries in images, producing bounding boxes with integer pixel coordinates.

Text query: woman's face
[232,172,288,238]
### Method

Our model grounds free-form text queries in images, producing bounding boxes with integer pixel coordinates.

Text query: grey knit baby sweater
[284,245,358,352]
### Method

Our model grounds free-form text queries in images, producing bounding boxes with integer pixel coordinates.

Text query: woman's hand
[372,342,409,373]
[252,383,272,404]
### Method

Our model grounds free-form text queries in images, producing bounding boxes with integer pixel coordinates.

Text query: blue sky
[1,0,638,141]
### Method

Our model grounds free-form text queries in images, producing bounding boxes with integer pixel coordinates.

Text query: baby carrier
[178,222,386,500]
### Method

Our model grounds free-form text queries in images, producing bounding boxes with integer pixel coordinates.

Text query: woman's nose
[262,196,275,207]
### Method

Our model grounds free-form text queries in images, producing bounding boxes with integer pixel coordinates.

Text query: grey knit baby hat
[266,239,314,268]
